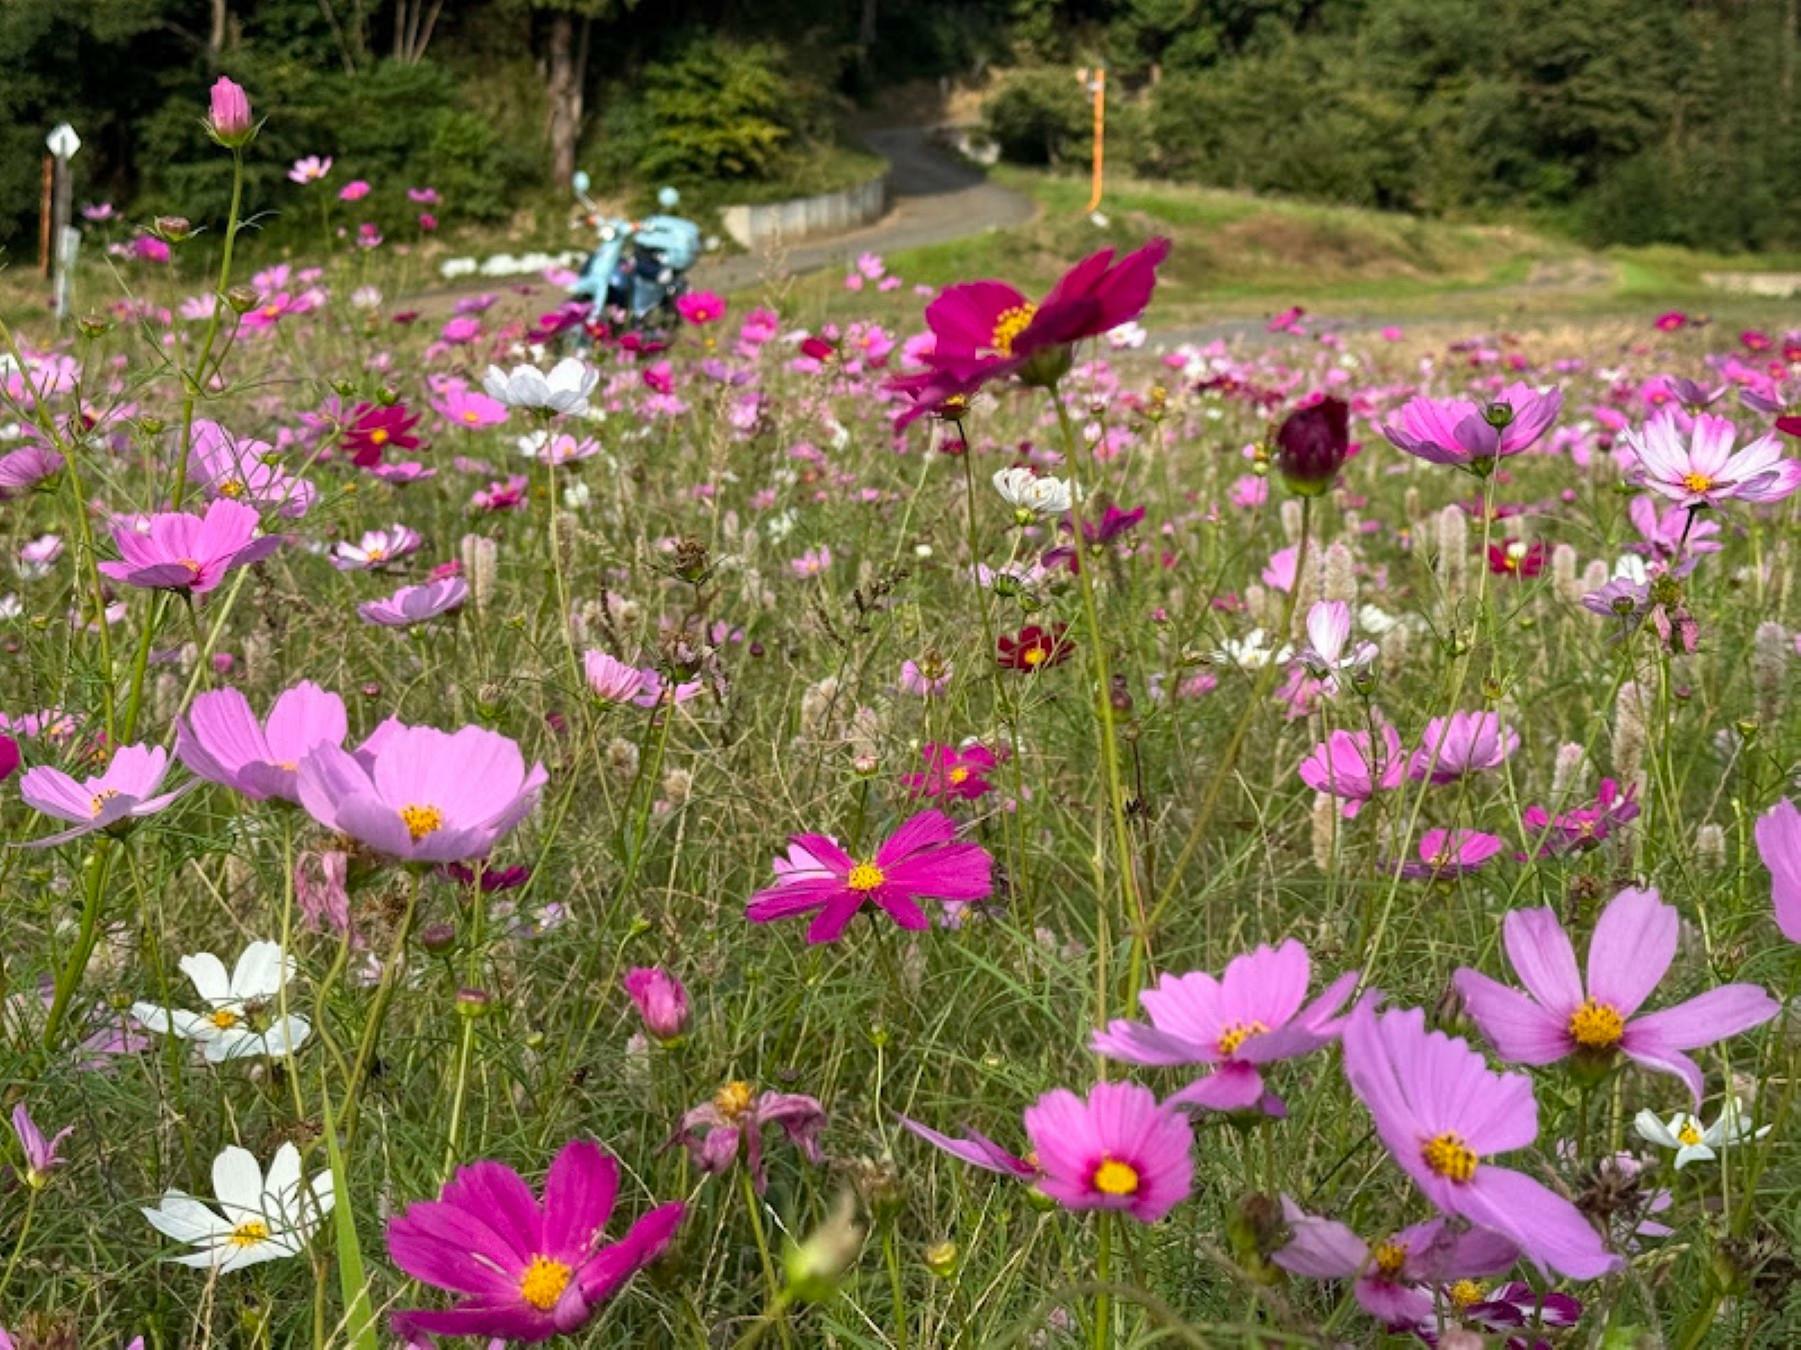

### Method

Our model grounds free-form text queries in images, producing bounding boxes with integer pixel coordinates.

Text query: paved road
[690,127,1037,292]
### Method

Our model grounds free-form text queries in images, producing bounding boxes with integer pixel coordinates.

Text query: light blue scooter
[569,179,702,332]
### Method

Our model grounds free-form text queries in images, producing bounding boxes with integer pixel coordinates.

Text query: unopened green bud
[783,1190,864,1303]
[924,1239,958,1279]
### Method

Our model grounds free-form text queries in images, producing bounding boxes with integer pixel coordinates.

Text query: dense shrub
[982,67,1092,168]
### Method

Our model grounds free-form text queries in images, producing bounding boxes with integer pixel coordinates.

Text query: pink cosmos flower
[789,546,832,578]
[176,681,349,803]
[296,723,546,863]
[1093,939,1358,1115]
[583,651,644,703]
[331,525,422,570]
[11,1103,74,1188]
[288,156,331,184]
[1298,724,1405,818]
[1629,495,1722,560]
[471,476,528,512]
[0,444,64,497]
[1400,828,1504,880]
[1295,600,1375,691]
[188,420,315,518]
[433,386,509,430]
[1624,411,1801,508]
[1022,1081,1193,1223]
[898,655,952,698]
[631,670,701,710]
[622,968,688,1041]
[1454,887,1778,1104]
[675,291,725,325]
[20,744,187,846]
[1755,797,1801,943]
[1410,711,1519,784]
[386,1139,682,1344]
[1520,779,1638,855]
[912,238,1172,392]
[358,578,469,627]
[1381,383,1562,472]
[1273,1197,1518,1330]
[0,734,17,784]
[675,1084,826,1194]
[338,179,370,202]
[440,315,481,345]
[98,499,281,594]
[899,744,996,802]
[1340,1002,1620,1279]
[131,235,171,264]
[897,1114,1040,1181]
[408,186,440,205]
[745,810,993,943]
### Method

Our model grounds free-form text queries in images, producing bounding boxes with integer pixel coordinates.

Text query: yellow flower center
[209,1009,242,1030]
[369,427,389,445]
[88,787,121,817]
[1682,471,1712,494]
[519,1254,573,1311]
[1372,1240,1407,1279]
[218,478,245,498]
[1422,1132,1478,1182]
[1022,645,1047,667]
[1448,1279,1485,1309]
[1216,1019,1271,1058]
[227,1219,270,1248]
[400,803,444,841]
[990,303,1037,358]
[947,766,970,785]
[714,1080,756,1121]
[1091,1157,1139,1196]
[462,410,481,423]
[261,304,281,319]
[846,861,885,892]
[179,559,203,572]
[1568,997,1625,1050]
[1677,1121,1704,1146]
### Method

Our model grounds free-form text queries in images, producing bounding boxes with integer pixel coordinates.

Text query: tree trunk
[545,12,588,188]
[857,0,878,70]
[209,0,227,54]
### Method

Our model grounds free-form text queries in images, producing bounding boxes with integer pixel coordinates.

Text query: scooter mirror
[572,171,592,195]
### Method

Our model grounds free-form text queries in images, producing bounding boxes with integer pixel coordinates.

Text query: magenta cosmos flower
[98,499,282,594]
[744,809,992,943]
[1381,383,1562,473]
[1298,724,1404,818]
[1454,887,1777,1104]
[296,723,546,863]
[1410,710,1518,784]
[1756,798,1801,943]
[1521,778,1639,856]
[1340,1002,1619,1279]
[1273,1198,1518,1330]
[1021,1081,1193,1223]
[358,577,468,627]
[1092,939,1357,1115]
[177,681,348,803]
[20,744,187,846]
[916,238,1171,390]
[899,743,996,802]
[386,1138,683,1344]
[675,1082,826,1194]
[1625,411,1801,509]
[1400,828,1504,880]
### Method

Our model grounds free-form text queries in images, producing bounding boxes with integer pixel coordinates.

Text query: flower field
[0,82,1798,1349]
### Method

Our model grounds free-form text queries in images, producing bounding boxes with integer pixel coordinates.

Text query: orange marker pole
[1085,68,1106,214]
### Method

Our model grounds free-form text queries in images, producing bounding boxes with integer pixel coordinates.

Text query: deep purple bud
[1273,397,1350,496]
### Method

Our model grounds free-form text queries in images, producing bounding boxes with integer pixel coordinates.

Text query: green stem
[0,1186,38,1304]
[738,1167,796,1350]
[336,873,421,1146]
[39,840,117,1054]
[1093,1210,1113,1350]
[172,148,246,511]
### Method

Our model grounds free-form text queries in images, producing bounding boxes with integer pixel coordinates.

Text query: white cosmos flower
[1297,600,1377,690]
[130,940,310,1063]
[1358,604,1399,635]
[481,357,597,415]
[142,1142,333,1272]
[1213,628,1294,670]
[1634,1097,1770,1169]
[992,467,1074,519]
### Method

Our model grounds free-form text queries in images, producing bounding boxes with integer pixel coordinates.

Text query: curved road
[691,127,1037,291]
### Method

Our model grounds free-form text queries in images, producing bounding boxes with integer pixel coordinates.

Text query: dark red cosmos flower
[1273,396,1351,496]
[799,335,837,363]
[1045,502,1147,573]
[997,623,1074,672]
[344,402,423,468]
[912,238,1171,393]
[1487,538,1547,577]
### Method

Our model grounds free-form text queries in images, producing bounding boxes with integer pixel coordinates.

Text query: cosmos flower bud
[924,1239,958,1279]
[76,312,112,338]
[455,987,492,1018]
[225,284,260,314]
[1273,397,1350,496]
[1482,400,1515,430]
[419,922,457,954]
[622,966,690,1041]
[206,77,255,147]
[152,216,192,243]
